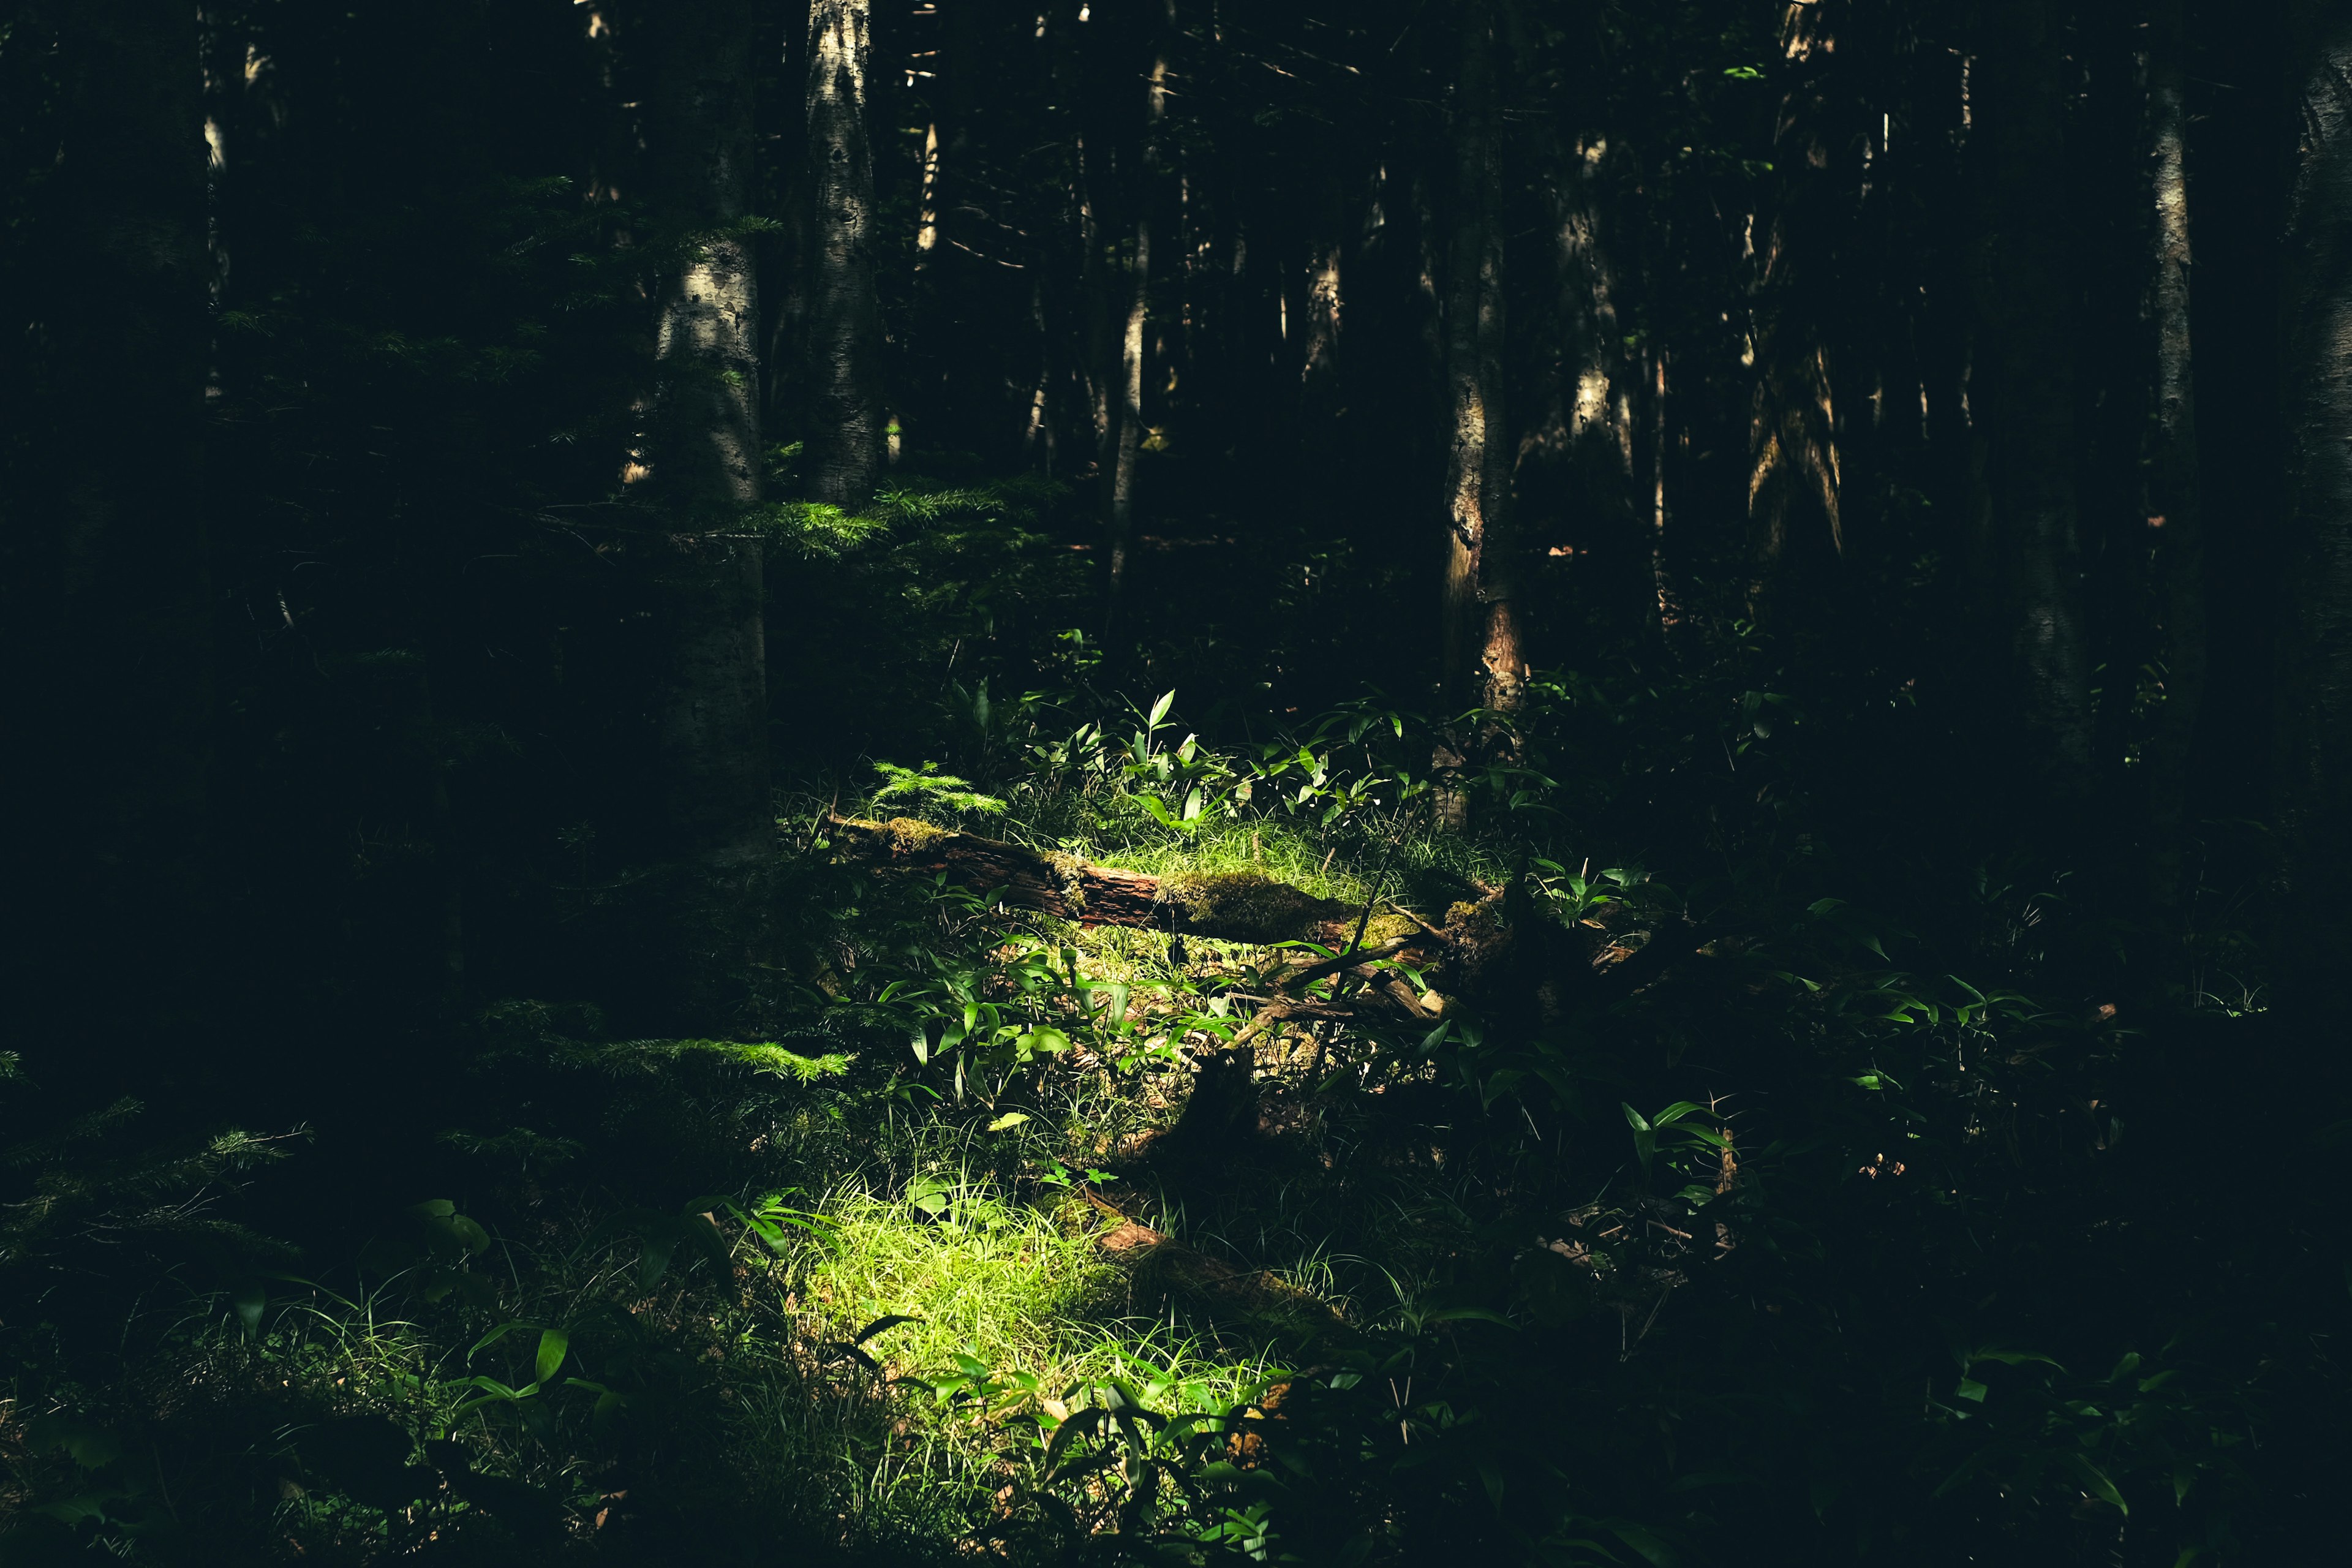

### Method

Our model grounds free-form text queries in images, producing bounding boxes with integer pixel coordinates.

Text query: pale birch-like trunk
[806,0,883,508]
[2143,0,2206,916]
[2276,1,2352,990]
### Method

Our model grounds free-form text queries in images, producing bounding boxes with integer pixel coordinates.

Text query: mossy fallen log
[821,813,1423,948]
[821,813,1708,1020]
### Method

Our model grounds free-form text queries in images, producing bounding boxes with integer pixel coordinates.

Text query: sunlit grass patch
[721,1172,1281,1553]
[799,1178,1121,1386]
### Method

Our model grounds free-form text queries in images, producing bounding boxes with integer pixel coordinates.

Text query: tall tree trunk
[806,0,882,508]
[1,1,212,1069]
[1108,17,1175,613]
[1973,0,2093,808]
[2275,1,2352,993]
[1439,0,1515,715]
[1435,0,1515,831]
[1300,168,1344,416]
[1525,129,1638,635]
[1746,0,1844,608]
[1076,133,1117,490]
[2144,0,2207,916]
[1650,349,1676,639]
[642,0,769,865]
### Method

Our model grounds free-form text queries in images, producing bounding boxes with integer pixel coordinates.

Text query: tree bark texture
[1,0,213,1056]
[2277,2,2352,988]
[1747,2,1844,594]
[1110,175,1150,598]
[643,0,769,865]
[1439,0,1517,720]
[1651,349,1676,639]
[1973,0,2094,805]
[1109,20,1174,609]
[806,0,883,508]
[2143,0,2207,914]
[1531,132,1637,573]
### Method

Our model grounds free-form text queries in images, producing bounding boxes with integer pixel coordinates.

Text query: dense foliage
[1,2,2343,1566]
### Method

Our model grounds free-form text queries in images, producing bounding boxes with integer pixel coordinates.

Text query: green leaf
[987,1110,1031,1131]
[2064,1453,2128,1515]
[467,1321,534,1360]
[535,1328,569,1384]
[1149,690,1176,729]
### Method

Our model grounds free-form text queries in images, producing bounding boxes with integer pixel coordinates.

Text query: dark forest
[2,1,2347,1562]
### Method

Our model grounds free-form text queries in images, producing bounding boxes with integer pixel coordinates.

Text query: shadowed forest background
[2,0,2349,1562]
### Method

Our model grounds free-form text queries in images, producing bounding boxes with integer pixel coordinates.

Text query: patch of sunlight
[801,1178,1120,1388]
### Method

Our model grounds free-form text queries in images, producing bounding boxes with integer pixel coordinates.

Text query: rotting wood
[822,812,1412,948]
[823,813,1709,1017]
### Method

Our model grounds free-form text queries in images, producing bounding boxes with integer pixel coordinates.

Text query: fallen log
[821,813,1425,949]
[821,812,1706,1020]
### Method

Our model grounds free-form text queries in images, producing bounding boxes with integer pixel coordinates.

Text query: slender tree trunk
[1108,20,1174,612]
[1651,349,1678,638]
[1077,134,1117,483]
[914,119,941,262]
[1439,0,1514,714]
[1974,0,2093,807]
[806,0,883,507]
[1434,0,1515,832]
[1528,130,1639,631]
[1746,1,1844,608]
[2144,0,2206,916]
[1,1,212,1067]
[2276,1,2352,992]
[1301,168,1344,410]
[641,0,769,865]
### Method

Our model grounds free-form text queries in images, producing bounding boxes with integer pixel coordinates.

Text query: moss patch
[880,815,955,855]
[1160,872,1348,945]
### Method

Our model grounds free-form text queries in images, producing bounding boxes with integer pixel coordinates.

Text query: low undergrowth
[1,684,2336,1565]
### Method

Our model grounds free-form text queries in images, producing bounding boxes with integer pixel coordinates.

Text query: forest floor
[2,626,2340,1565]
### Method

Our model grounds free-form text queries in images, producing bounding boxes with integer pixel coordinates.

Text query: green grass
[797,1178,1121,1385]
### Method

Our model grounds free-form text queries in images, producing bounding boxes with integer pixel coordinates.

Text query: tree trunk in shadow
[806,0,883,508]
[1972,0,2094,813]
[1,1,212,1082]
[2275,1,2352,1004]
[2144,0,2207,923]
[1436,0,1517,830]
[607,0,772,1028]
[641,0,769,869]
